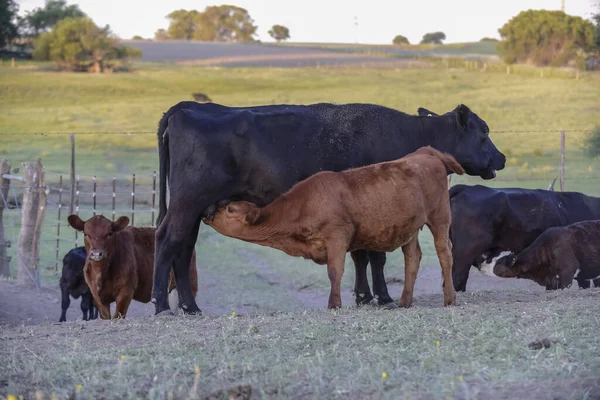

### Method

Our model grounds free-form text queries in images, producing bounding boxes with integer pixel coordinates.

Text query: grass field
[1,60,600,399]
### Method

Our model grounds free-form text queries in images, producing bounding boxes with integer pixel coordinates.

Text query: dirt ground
[0,262,539,327]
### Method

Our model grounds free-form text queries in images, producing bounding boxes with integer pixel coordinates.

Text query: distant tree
[0,0,20,47]
[392,34,409,45]
[154,28,169,41]
[498,10,595,66]
[131,35,144,40]
[166,9,199,40]
[165,5,257,42]
[593,9,600,52]
[268,24,290,42]
[21,0,86,38]
[33,17,141,72]
[420,31,446,44]
[479,37,498,43]
[584,126,600,158]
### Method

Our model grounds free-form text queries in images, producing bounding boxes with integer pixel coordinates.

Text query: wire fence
[1,127,599,283]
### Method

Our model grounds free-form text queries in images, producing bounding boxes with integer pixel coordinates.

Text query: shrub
[584,126,600,158]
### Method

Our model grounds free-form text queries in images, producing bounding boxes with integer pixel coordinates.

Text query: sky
[15,0,600,44]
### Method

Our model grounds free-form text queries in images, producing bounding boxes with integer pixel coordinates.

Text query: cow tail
[438,152,465,176]
[156,121,170,227]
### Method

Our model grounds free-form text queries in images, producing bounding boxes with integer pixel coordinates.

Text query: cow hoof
[380,301,398,310]
[182,307,203,316]
[155,309,175,317]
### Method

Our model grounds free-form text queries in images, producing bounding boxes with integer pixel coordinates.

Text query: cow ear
[418,107,438,117]
[455,104,471,129]
[244,206,261,225]
[112,216,130,232]
[67,215,85,232]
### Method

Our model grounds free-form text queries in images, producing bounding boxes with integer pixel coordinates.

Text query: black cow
[488,220,600,289]
[151,101,506,315]
[449,185,600,292]
[59,246,98,322]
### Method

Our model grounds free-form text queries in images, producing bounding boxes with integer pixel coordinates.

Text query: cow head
[418,104,506,180]
[67,215,130,262]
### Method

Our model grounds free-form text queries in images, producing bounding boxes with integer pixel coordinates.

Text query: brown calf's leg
[399,235,422,308]
[97,303,111,320]
[327,247,347,309]
[114,292,133,319]
[431,225,456,306]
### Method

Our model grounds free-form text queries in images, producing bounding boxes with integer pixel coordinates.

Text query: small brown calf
[205,146,463,309]
[67,215,198,319]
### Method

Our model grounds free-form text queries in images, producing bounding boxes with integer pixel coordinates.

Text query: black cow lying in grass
[483,220,600,290]
[59,246,98,322]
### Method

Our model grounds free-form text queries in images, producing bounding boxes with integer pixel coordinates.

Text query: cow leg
[369,251,396,308]
[59,284,70,322]
[431,225,456,306]
[351,250,374,306]
[80,293,91,321]
[327,247,347,309]
[91,302,98,320]
[97,303,111,320]
[398,236,422,308]
[114,292,133,319]
[577,278,591,289]
[153,209,202,316]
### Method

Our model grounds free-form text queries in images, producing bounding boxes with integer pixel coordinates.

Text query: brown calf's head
[67,214,130,262]
[206,201,261,233]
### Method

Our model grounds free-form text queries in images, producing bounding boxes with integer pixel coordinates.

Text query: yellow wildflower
[194,364,201,376]
[435,340,441,346]
[7,395,17,400]
[76,384,83,392]
[231,311,236,317]
[381,372,388,378]
[458,375,463,382]
[121,355,125,360]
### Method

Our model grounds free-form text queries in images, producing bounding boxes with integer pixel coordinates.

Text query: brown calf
[67,215,198,319]
[485,220,600,290]
[205,146,463,309]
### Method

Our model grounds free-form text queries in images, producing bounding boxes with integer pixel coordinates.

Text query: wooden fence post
[152,171,157,228]
[131,173,136,226]
[18,160,46,289]
[559,131,565,191]
[74,175,80,247]
[69,133,75,214]
[112,177,116,221]
[0,160,11,277]
[55,174,63,271]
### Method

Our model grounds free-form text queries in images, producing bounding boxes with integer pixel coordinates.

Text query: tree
[268,24,290,42]
[584,126,600,158]
[165,5,257,42]
[593,9,600,52]
[131,35,144,40]
[33,17,141,72]
[392,34,409,45]
[0,0,19,47]
[21,0,86,38]
[498,10,595,66]
[480,37,498,42]
[420,31,446,44]
[154,28,169,41]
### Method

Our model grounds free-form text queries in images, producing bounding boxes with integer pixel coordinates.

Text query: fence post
[92,175,97,216]
[0,160,11,277]
[152,171,156,228]
[559,131,565,191]
[74,175,80,247]
[69,133,75,214]
[112,176,116,221]
[18,159,45,289]
[131,173,136,226]
[55,174,63,271]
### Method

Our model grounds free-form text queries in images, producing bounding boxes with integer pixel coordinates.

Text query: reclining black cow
[59,246,98,322]
[450,185,600,292]
[151,101,506,315]
[484,220,600,290]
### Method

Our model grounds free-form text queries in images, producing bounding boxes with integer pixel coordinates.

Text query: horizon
[14,0,600,45]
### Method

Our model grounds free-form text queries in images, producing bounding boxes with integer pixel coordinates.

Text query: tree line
[392,8,599,68]
[0,0,140,72]
[1,2,599,71]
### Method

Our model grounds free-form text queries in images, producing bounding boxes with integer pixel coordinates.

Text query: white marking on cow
[573,269,580,279]
[479,251,513,277]
[589,274,600,288]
